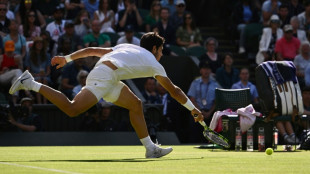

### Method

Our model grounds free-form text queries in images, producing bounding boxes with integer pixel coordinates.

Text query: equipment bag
[255,61,303,121]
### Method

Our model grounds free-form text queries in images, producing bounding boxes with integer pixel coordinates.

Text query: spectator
[276,120,299,145]
[65,0,85,20]
[16,0,46,30]
[80,102,116,131]
[153,7,176,55]
[3,20,27,61]
[25,37,51,104]
[83,0,99,20]
[0,2,10,37]
[74,10,91,38]
[110,0,125,13]
[169,0,186,28]
[145,0,161,32]
[60,59,90,99]
[40,31,54,59]
[142,77,161,104]
[187,61,218,126]
[297,1,310,31]
[8,97,43,132]
[199,37,222,76]
[0,40,23,104]
[231,67,259,103]
[57,21,83,54]
[160,0,176,15]
[84,41,100,70]
[303,55,310,87]
[116,24,140,45]
[275,24,300,61]
[72,70,88,98]
[288,0,304,18]
[294,41,310,89]
[18,10,41,41]
[261,0,281,26]
[45,6,66,44]
[94,0,115,33]
[256,14,283,64]
[278,4,290,28]
[156,82,169,124]
[290,16,307,43]
[232,0,260,54]
[83,19,111,47]
[117,0,143,32]
[35,0,61,21]
[216,53,240,89]
[176,12,202,48]
[303,86,310,112]
[1,0,14,20]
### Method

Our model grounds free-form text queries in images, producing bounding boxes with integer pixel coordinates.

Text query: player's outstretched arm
[155,75,203,122]
[51,47,113,69]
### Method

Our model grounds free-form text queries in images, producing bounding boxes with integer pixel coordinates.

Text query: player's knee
[66,106,80,117]
[130,98,143,112]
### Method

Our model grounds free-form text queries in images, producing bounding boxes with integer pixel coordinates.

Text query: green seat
[168,45,187,56]
[186,46,206,57]
[102,32,120,46]
[215,88,251,111]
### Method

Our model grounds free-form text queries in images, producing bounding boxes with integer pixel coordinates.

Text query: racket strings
[204,130,230,148]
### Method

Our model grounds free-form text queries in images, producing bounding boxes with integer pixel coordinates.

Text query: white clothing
[45,20,66,42]
[95,44,167,80]
[116,36,140,46]
[296,29,307,43]
[94,10,115,33]
[298,12,307,30]
[6,10,15,20]
[84,64,125,102]
[87,44,167,102]
[256,27,283,64]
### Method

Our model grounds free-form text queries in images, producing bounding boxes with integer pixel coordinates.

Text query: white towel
[237,104,262,133]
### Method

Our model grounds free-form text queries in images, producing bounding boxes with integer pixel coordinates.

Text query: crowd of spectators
[2,0,310,145]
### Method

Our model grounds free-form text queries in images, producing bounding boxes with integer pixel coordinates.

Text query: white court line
[0,161,84,174]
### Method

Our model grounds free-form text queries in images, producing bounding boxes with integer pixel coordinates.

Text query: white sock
[140,136,155,150]
[31,81,42,92]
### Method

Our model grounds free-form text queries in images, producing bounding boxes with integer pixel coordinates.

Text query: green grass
[0,146,310,173]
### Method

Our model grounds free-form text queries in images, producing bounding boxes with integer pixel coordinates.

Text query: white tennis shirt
[95,43,167,80]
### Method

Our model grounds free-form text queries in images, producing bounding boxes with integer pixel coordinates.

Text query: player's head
[140,32,165,61]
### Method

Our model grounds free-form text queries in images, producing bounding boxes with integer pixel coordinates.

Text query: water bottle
[235,127,242,151]
[273,126,278,151]
[247,127,254,151]
[258,127,265,152]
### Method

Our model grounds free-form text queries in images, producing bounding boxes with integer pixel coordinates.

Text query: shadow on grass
[0,157,204,163]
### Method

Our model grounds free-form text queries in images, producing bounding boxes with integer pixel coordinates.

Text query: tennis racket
[195,115,230,148]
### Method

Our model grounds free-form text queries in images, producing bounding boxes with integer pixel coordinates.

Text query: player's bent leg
[113,85,148,139]
[113,85,173,158]
[39,85,98,117]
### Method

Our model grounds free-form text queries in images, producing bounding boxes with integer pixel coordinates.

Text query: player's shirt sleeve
[153,63,167,77]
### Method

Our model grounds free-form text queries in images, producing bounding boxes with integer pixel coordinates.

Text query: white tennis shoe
[145,144,173,158]
[9,70,34,94]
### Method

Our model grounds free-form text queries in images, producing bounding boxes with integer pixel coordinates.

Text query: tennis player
[9,32,203,158]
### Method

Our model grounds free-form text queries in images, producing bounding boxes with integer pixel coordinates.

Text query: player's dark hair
[140,32,165,53]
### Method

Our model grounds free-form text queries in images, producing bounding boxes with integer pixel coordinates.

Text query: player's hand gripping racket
[194,114,230,148]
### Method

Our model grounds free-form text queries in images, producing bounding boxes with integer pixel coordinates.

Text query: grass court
[0,145,310,173]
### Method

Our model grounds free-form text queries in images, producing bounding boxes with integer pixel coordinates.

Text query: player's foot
[9,70,34,94]
[145,144,173,158]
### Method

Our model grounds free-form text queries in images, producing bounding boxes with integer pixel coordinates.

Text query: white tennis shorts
[83,64,125,103]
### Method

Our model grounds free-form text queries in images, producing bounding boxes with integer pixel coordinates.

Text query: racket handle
[194,114,207,127]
